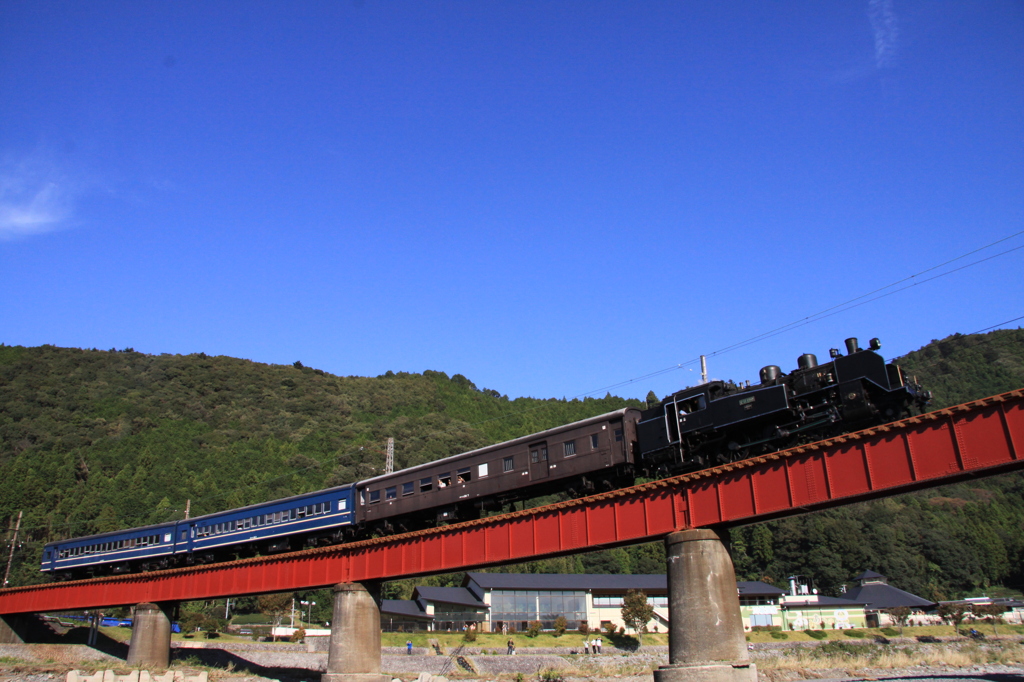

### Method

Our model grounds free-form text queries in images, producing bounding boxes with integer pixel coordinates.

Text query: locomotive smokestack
[845,337,860,355]
[798,354,818,370]
[700,355,707,385]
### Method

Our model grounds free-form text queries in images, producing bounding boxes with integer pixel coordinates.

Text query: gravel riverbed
[0,639,1021,682]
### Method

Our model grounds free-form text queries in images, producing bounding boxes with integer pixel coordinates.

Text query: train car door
[529,442,549,480]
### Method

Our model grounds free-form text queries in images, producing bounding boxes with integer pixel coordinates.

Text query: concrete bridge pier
[322,582,391,682]
[653,529,757,682]
[126,602,176,669]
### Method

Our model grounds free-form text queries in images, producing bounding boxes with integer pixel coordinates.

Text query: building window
[591,434,600,449]
[503,456,514,472]
[563,441,576,457]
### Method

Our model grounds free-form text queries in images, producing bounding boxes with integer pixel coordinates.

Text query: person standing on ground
[406,640,413,655]
[596,636,602,654]
[507,638,515,655]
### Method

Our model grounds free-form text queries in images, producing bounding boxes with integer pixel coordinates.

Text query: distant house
[842,570,934,627]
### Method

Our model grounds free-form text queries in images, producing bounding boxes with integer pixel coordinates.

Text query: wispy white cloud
[869,0,899,69]
[0,154,75,240]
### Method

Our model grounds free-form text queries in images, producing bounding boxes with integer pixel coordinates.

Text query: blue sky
[2,1,1022,402]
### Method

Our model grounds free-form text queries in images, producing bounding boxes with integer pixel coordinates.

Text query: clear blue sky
[2,1,1022,401]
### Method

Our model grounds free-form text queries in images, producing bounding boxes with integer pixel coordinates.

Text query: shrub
[880,627,899,637]
[769,631,789,640]
[527,621,542,638]
[842,629,867,638]
[554,616,567,637]
[578,622,590,636]
[750,625,781,632]
[804,629,827,640]
[290,628,305,643]
[813,641,862,658]
[538,669,564,682]
[603,622,618,636]
[463,630,477,642]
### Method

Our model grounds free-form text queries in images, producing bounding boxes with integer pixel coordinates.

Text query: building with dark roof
[842,570,934,626]
[380,573,795,633]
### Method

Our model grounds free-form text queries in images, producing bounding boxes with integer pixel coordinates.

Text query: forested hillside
[1,329,1022,601]
[0,344,637,586]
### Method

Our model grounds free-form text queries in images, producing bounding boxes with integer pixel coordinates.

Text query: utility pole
[385,437,394,474]
[3,510,22,587]
[700,355,708,385]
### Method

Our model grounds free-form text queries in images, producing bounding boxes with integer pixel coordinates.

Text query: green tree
[972,603,1005,636]
[937,602,971,635]
[258,592,293,629]
[886,606,911,636]
[621,589,654,645]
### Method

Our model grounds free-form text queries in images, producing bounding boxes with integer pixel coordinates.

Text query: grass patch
[758,641,1024,671]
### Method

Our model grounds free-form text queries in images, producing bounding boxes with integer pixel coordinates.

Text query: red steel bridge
[2,389,1022,615]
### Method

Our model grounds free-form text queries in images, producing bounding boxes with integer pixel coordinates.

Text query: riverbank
[0,635,1021,682]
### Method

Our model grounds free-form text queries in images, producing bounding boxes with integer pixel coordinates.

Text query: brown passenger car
[355,408,641,533]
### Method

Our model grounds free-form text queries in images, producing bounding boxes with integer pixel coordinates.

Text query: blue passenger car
[40,484,357,578]
[184,484,357,560]
[40,521,179,577]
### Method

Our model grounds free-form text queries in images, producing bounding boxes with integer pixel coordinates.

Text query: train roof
[358,407,640,487]
[43,519,178,548]
[184,482,356,524]
[44,482,356,548]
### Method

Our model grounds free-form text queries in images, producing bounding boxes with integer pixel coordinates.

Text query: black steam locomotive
[635,336,930,475]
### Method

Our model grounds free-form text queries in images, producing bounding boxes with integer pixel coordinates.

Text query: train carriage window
[503,456,514,473]
[338,498,348,511]
[307,504,316,516]
[368,490,381,503]
[614,428,624,442]
[591,434,600,449]
[402,482,414,496]
[290,508,298,520]
[420,477,433,492]
[438,473,451,488]
[457,467,471,483]
[563,441,576,457]
[385,487,396,500]
[478,463,488,478]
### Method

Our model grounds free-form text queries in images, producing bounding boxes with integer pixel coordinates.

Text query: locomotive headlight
[829,348,841,358]
[869,338,881,350]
